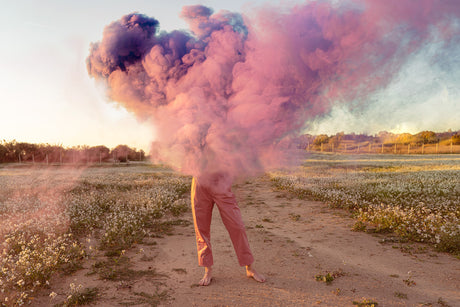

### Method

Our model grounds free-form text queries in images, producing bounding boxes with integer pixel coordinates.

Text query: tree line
[2,129,459,163]
[0,141,146,164]
[296,130,460,149]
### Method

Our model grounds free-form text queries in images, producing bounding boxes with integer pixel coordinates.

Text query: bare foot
[199,266,213,286]
[246,264,266,283]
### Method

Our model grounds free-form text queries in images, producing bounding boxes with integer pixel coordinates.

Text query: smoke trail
[87,0,460,178]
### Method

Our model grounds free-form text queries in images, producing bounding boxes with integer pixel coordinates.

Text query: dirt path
[155,176,459,307]
[34,175,459,306]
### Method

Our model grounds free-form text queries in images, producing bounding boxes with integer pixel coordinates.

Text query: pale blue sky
[0,0,270,152]
[0,0,459,153]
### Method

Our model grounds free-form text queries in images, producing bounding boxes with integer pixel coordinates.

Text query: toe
[199,276,211,286]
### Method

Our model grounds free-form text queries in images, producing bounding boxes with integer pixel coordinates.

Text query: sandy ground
[34,175,459,306]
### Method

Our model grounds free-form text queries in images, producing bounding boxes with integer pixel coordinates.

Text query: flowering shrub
[0,165,191,306]
[270,154,460,254]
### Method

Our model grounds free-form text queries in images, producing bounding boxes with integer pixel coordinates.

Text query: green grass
[270,153,460,255]
[352,298,378,306]
[58,287,100,307]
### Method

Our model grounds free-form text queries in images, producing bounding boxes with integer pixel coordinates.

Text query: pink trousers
[191,175,254,267]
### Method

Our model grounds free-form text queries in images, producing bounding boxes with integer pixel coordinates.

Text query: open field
[0,164,191,306]
[1,155,459,306]
[271,154,460,254]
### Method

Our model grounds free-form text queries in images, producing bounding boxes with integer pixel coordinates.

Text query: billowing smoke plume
[87,0,460,178]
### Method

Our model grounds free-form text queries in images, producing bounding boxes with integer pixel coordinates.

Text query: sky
[0,0,268,153]
[1,0,459,154]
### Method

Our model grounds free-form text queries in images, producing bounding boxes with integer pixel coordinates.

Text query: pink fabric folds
[191,174,254,267]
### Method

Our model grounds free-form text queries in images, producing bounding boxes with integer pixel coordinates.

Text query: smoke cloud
[87,0,460,178]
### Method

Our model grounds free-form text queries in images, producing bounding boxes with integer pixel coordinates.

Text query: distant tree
[23,143,39,162]
[15,142,38,162]
[415,131,438,144]
[2,140,16,162]
[329,132,344,147]
[80,145,91,163]
[395,133,413,145]
[111,145,137,162]
[87,145,110,162]
[452,134,460,145]
[0,143,8,163]
[342,133,374,142]
[342,132,355,141]
[138,149,146,161]
[377,131,397,144]
[437,131,458,143]
[355,133,374,142]
[295,134,315,149]
[314,134,330,145]
[41,144,54,163]
[0,141,151,164]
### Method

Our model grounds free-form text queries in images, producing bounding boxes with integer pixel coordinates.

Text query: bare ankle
[245,264,255,273]
[245,264,266,283]
[199,266,213,286]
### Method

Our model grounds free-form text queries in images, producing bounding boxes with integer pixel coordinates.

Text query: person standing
[191,172,265,286]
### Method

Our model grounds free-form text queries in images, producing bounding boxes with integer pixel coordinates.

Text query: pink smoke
[87,1,460,178]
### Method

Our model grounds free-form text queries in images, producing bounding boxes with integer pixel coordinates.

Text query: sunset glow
[1,0,459,155]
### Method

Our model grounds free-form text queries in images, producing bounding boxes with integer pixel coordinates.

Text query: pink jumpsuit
[191,173,254,267]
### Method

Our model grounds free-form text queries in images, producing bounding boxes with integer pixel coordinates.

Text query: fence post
[381,143,384,154]
[422,143,424,154]
[436,143,439,154]
[408,144,410,154]
[394,143,397,154]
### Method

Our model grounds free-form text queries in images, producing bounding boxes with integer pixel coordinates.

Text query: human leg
[212,182,265,282]
[192,175,265,284]
[214,189,254,267]
[191,177,215,267]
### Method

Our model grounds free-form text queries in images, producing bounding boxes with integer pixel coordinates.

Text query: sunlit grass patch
[0,165,191,306]
[403,277,416,287]
[352,297,378,307]
[56,284,99,307]
[271,154,460,255]
[119,290,169,307]
[288,213,301,221]
[315,269,346,285]
[394,291,408,299]
[89,254,160,282]
[315,272,334,284]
